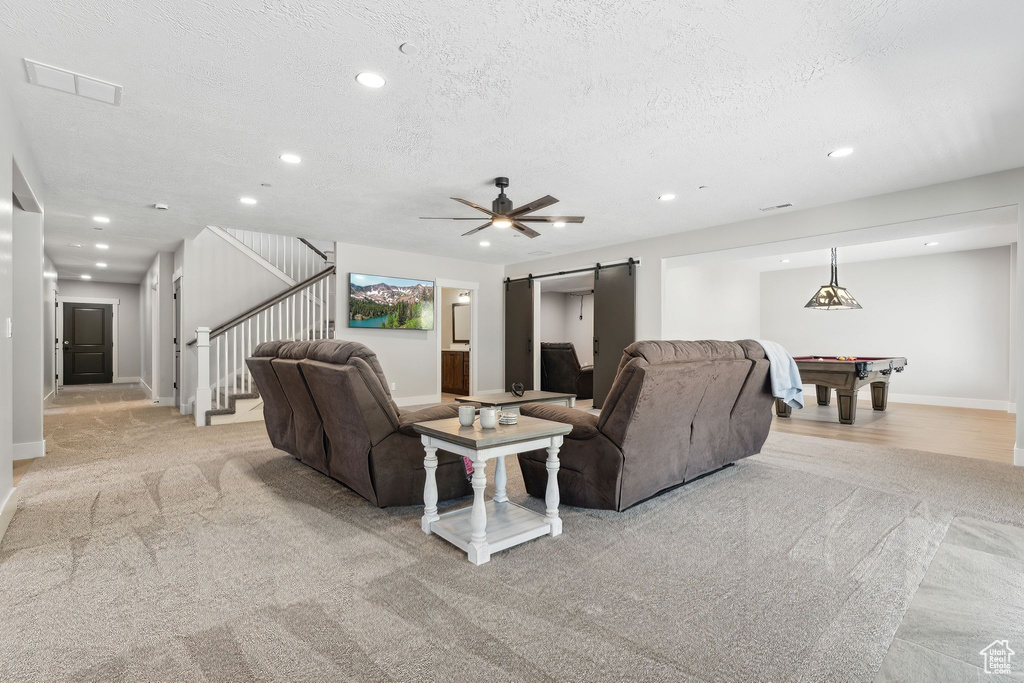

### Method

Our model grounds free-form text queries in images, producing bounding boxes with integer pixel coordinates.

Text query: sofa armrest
[520,402,600,440]
[398,402,481,437]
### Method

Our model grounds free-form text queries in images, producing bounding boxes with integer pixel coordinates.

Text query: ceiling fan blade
[450,197,496,216]
[510,220,542,239]
[461,222,492,237]
[514,216,586,223]
[419,217,488,220]
[508,195,558,217]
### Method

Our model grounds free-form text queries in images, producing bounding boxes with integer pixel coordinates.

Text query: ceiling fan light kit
[420,176,585,239]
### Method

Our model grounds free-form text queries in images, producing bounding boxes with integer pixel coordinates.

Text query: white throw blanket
[755,340,804,410]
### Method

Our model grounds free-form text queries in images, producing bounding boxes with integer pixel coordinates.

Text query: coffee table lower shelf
[429,500,551,557]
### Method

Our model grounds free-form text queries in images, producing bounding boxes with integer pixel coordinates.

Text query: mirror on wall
[453,303,470,344]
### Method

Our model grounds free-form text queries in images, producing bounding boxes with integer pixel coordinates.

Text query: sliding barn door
[504,279,534,391]
[592,264,637,408]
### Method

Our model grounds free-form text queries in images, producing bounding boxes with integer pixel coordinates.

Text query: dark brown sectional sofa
[247,339,472,507]
[519,340,775,511]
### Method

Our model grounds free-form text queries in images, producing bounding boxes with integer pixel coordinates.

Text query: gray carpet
[3,385,1024,681]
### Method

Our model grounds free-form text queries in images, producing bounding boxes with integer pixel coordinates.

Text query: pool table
[774,356,908,425]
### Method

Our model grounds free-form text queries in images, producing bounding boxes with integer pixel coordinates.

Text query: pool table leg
[836,389,858,425]
[815,385,831,406]
[870,381,889,411]
[774,398,792,418]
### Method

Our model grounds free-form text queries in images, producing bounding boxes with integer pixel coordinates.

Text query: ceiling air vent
[24,59,122,106]
[528,250,552,256]
[760,203,793,212]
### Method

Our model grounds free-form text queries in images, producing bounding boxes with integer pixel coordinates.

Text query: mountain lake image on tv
[349,273,435,330]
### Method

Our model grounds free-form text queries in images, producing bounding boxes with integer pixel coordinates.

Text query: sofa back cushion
[598,340,773,508]
[304,339,399,414]
[246,352,294,454]
[299,359,388,505]
[272,342,329,475]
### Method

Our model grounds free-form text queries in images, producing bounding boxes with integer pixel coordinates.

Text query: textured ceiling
[3,0,1024,282]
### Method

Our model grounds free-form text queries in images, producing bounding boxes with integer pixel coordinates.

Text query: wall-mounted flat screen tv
[348,273,435,330]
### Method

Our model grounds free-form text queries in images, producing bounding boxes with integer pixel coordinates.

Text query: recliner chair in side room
[540,342,594,400]
[520,340,774,511]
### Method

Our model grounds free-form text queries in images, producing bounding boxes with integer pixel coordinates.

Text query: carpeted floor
[3,384,1024,681]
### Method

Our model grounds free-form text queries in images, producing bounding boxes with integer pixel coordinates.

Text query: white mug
[479,407,497,429]
[458,404,476,427]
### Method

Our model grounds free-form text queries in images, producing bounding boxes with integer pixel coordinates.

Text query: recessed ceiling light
[92,215,110,223]
[924,241,939,246]
[479,240,490,247]
[279,153,301,164]
[779,259,791,263]
[96,262,107,268]
[491,218,512,228]
[659,194,676,201]
[96,243,109,250]
[356,72,386,88]
[828,147,854,158]
[80,274,92,280]
[239,197,257,205]
[553,221,566,228]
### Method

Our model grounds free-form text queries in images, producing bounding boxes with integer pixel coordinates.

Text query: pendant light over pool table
[804,247,862,310]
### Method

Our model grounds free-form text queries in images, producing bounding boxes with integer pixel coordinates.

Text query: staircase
[189,228,336,427]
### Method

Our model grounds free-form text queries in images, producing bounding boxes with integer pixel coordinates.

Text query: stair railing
[190,265,335,427]
[221,227,331,282]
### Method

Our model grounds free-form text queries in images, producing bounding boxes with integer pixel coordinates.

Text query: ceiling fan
[420,177,585,239]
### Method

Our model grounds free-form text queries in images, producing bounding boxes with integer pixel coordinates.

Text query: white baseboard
[812,385,1013,412]
[153,396,176,406]
[139,378,153,398]
[13,440,45,460]
[0,487,18,545]
[1015,444,1024,467]
[396,394,443,408]
[886,392,1012,412]
[114,376,141,384]
[43,389,54,404]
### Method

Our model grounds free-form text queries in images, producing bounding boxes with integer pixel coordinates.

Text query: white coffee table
[414,415,572,565]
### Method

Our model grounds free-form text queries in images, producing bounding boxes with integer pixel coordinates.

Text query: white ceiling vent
[24,59,122,105]
[759,203,793,212]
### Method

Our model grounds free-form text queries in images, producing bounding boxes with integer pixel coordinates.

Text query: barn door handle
[593,338,599,355]
[527,337,532,354]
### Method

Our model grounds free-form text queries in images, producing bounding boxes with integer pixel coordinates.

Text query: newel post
[195,326,212,427]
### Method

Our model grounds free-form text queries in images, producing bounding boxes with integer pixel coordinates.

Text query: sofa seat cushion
[520,403,600,440]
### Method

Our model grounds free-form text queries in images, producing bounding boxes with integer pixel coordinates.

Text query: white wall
[12,206,44,456]
[663,263,761,342]
[179,229,289,410]
[760,247,1014,408]
[539,292,567,347]
[0,72,46,533]
[335,242,504,403]
[138,252,174,402]
[58,279,142,379]
[565,293,595,366]
[43,255,57,401]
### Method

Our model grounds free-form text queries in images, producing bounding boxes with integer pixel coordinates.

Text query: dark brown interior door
[592,263,637,408]
[63,302,113,385]
[504,279,534,391]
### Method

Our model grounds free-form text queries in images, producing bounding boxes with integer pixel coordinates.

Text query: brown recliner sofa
[519,340,774,511]
[247,339,472,507]
[540,342,594,400]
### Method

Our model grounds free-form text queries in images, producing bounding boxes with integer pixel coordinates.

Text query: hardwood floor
[771,399,1016,464]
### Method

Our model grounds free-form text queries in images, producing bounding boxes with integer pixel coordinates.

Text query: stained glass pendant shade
[805,247,862,310]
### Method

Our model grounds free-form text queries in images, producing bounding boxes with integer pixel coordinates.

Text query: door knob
[64,340,70,345]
